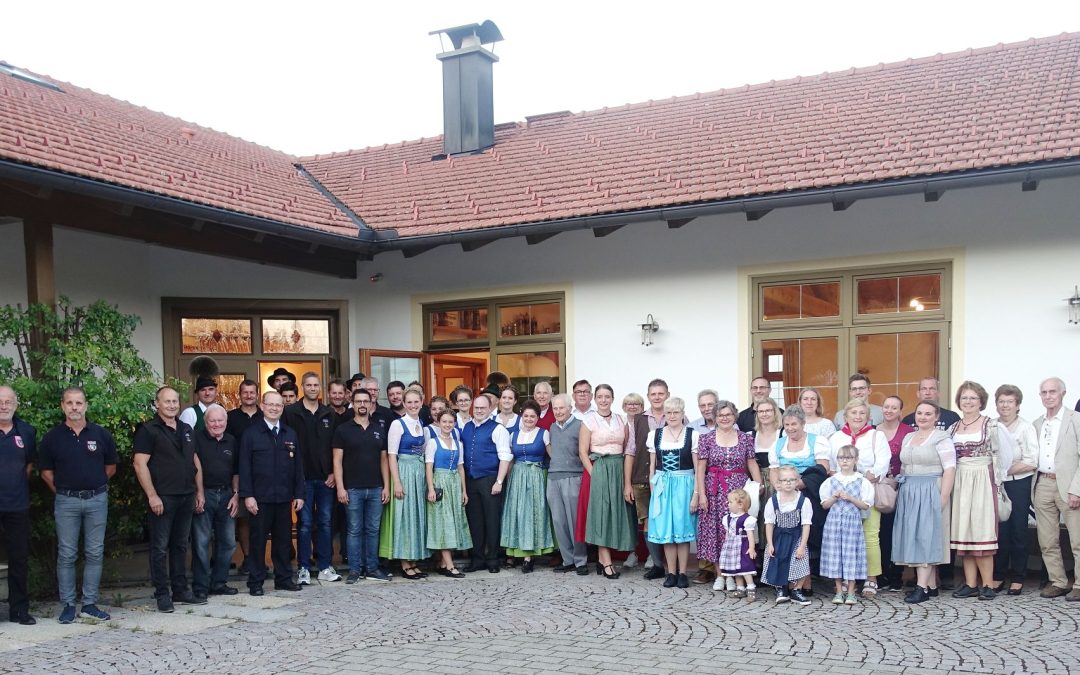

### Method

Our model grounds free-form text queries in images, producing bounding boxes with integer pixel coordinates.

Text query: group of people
[2,368,1079,625]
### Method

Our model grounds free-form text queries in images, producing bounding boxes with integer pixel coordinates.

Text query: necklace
[960,415,982,428]
[598,411,612,419]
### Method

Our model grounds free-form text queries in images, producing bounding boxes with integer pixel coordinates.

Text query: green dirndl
[390,454,429,561]
[584,454,637,551]
[426,469,472,550]
[501,461,555,556]
[378,501,395,559]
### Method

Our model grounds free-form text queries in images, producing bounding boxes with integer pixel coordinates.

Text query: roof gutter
[0,159,386,251]
[374,158,1080,252]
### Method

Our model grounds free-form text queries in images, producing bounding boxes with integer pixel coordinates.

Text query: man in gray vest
[546,394,589,575]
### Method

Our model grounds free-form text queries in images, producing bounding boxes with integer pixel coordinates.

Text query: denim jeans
[346,488,382,575]
[55,492,108,606]
[191,487,236,594]
[297,479,334,570]
[148,493,194,599]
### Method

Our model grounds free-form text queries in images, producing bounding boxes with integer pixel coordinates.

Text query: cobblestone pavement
[1,567,1077,674]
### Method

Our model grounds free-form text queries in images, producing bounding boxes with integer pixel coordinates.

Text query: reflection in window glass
[856,331,940,416]
[262,319,330,354]
[430,309,488,342]
[215,374,247,411]
[370,356,422,406]
[499,303,561,337]
[181,318,252,354]
[496,351,561,399]
[762,283,840,320]
[761,337,840,418]
[857,274,941,315]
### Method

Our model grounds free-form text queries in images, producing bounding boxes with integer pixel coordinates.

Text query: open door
[359,349,432,405]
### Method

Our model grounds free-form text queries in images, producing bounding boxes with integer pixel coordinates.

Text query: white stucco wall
[1,175,1078,411]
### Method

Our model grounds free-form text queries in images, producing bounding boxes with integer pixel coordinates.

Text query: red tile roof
[302,33,1080,237]
[2,33,1079,243]
[0,68,358,236]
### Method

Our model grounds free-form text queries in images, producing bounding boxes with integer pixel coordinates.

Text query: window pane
[760,337,839,417]
[498,303,561,337]
[855,330,940,416]
[495,351,560,398]
[370,356,422,405]
[181,318,252,354]
[262,319,330,354]
[215,374,247,411]
[858,273,942,315]
[430,308,488,342]
[762,282,839,321]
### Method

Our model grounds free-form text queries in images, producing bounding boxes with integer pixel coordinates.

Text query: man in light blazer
[1033,377,1080,600]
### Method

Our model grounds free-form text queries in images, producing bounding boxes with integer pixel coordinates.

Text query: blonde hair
[777,465,800,480]
[727,489,751,512]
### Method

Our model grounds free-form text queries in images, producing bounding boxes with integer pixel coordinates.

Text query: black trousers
[248,501,294,588]
[465,475,504,565]
[995,475,1034,581]
[0,510,29,617]
[148,494,194,599]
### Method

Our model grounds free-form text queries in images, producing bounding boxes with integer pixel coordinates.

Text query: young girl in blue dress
[819,444,874,605]
[762,465,813,605]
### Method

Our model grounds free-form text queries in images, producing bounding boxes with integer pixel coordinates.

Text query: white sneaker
[643,555,655,569]
[726,577,737,592]
[296,568,311,585]
[712,577,725,592]
[622,553,639,569]
[318,567,342,582]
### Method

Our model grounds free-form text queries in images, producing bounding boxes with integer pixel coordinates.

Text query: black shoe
[553,563,576,573]
[596,563,603,575]
[801,587,814,597]
[905,587,930,604]
[602,564,620,580]
[174,591,207,605]
[274,581,303,591]
[978,585,996,600]
[676,573,690,589]
[643,566,666,580]
[249,586,264,596]
[10,614,36,626]
[487,565,500,574]
[888,580,904,592]
[575,566,591,576]
[210,584,239,596]
[663,573,678,588]
[928,587,940,597]
[522,560,535,574]
[463,562,485,573]
[952,584,978,598]
[774,587,790,604]
[790,589,811,606]
[156,597,175,613]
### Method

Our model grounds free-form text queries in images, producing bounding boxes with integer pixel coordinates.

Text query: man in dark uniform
[179,375,217,431]
[133,386,206,613]
[283,372,339,584]
[38,387,118,624]
[239,390,305,595]
[191,404,239,600]
[0,385,37,625]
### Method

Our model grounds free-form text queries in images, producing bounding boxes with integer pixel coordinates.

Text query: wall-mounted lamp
[639,314,659,347]
[1067,286,1080,324]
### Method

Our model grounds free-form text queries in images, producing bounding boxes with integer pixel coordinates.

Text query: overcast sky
[5,1,1078,156]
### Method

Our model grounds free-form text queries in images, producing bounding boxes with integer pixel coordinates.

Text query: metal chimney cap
[429,20,503,50]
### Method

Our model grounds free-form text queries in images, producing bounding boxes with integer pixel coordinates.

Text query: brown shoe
[691,570,715,585]
[1040,585,1070,599]
[1066,589,1080,602]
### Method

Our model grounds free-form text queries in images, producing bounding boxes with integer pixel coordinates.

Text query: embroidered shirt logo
[14,436,24,449]
[86,440,98,452]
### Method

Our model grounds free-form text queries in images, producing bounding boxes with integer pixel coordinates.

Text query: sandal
[746,588,757,602]
[602,564,621,579]
[862,581,878,598]
[402,568,424,580]
[729,588,747,599]
[447,568,465,579]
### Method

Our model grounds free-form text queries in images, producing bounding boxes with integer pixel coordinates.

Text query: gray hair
[204,403,227,420]
[533,381,553,395]
[551,393,572,408]
[663,397,685,414]
[782,404,805,423]
[715,399,739,418]
[697,389,719,404]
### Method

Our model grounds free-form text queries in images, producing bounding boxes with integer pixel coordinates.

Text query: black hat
[195,375,217,391]
[345,372,366,389]
[267,367,296,388]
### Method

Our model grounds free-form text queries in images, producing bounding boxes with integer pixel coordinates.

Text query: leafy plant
[0,298,178,597]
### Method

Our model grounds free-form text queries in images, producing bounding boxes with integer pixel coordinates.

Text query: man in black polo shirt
[333,389,390,583]
[38,387,118,624]
[191,405,239,600]
[239,390,305,595]
[361,377,396,432]
[133,386,206,613]
[0,385,37,625]
[284,372,339,584]
[225,379,261,576]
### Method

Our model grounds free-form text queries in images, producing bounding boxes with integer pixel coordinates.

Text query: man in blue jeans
[38,387,119,624]
[283,372,340,584]
[332,389,391,583]
[190,405,239,599]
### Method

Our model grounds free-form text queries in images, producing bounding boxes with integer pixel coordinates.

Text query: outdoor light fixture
[1067,286,1080,324]
[639,314,659,347]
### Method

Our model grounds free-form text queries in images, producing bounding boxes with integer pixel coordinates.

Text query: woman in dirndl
[502,401,554,573]
[425,409,471,578]
[647,397,704,589]
[892,400,956,603]
[387,386,430,579]
[579,384,637,579]
[948,381,1014,600]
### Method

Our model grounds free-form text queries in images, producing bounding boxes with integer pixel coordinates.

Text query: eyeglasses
[837,455,856,461]
[959,396,980,402]
[573,389,591,395]
[716,413,735,419]
[779,477,797,482]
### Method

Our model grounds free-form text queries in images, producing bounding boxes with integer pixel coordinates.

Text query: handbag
[433,487,444,502]
[997,484,1012,522]
[744,479,762,518]
[874,476,898,514]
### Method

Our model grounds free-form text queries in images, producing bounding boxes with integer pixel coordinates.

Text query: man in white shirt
[179,377,218,432]
[690,389,719,433]
[832,374,884,428]
[1033,377,1080,600]
[570,380,596,420]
